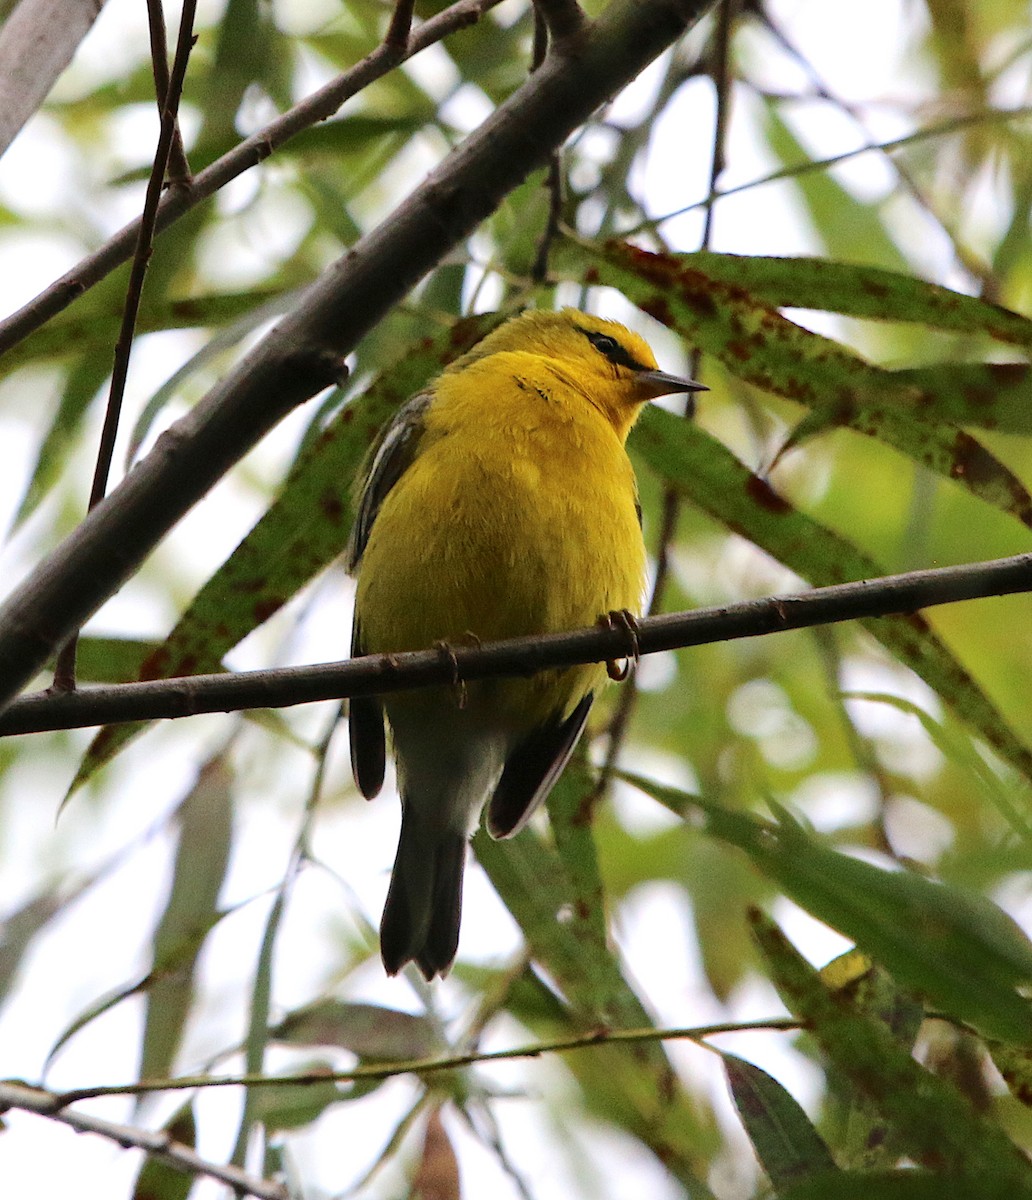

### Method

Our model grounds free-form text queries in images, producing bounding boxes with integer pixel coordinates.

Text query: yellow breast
[354,352,646,726]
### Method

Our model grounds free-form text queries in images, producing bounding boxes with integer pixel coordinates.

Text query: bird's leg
[599,609,640,681]
[433,633,482,709]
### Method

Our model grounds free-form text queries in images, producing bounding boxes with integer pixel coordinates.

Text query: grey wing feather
[346,390,433,570]
[348,391,432,799]
[486,693,594,839]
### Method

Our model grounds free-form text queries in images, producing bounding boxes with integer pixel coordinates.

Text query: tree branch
[0,0,715,715]
[0,0,503,356]
[2,552,1029,736]
[532,0,587,44]
[0,1081,288,1200]
[52,1016,799,1105]
[52,0,198,692]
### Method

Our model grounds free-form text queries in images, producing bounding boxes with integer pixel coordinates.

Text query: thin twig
[0,1081,288,1200]
[3,551,1031,736]
[530,1,563,280]
[384,0,416,50]
[532,155,564,280]
[53,1016,801,1105]
[52,0,198,693]
[0,0,504,357]
[532,0,586,44]
[597,0,739,793]
[629,104,1032,239]
[752,1,992,294]
[145,0,190,184]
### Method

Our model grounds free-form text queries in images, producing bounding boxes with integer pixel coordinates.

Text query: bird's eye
[589,333,620,357]
[577,325,645,370]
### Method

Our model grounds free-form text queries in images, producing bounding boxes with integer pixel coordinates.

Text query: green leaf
[252,1062,345,1132]
[271,1000,442,1060]
[682,252,1032,346]
[722,1052,838,1189]
[473,774,720,1197]
[565,241,1032,528]
[131,1103,195,1200]
[782,1170,1016,1200]
[138,754,234,1086]
[752,911,1032,1190]
[629,406,1032,793]
[625,776,1032,1043]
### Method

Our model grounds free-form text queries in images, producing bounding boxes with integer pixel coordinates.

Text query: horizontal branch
[0,1081,287,1200]
[54,1016,799,1105]
[3,552,1029,736]
[0,0,712,716]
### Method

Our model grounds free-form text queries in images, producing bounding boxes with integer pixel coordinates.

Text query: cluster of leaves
[2,1,1032,1199]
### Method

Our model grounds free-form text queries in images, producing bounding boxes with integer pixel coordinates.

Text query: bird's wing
[347,390,432,799]
[486,693,594,839]
[346,390,433,570]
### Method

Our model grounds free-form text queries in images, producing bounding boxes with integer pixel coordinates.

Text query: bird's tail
[380,808,467,980]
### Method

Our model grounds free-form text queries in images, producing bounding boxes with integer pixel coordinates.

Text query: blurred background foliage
[2,0,1032,1197]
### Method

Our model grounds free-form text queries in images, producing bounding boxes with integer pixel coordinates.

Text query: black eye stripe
[577,326,649,371]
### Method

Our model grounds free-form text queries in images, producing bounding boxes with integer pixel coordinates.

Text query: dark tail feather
[380,811,466,980]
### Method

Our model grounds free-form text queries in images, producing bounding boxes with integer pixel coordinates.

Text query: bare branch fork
[2,552,1030,736]
[0,0,716,715]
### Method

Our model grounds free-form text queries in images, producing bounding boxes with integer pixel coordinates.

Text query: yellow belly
[354,368,646,729]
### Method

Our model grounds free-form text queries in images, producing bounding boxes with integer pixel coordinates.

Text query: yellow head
[446,308,702,440]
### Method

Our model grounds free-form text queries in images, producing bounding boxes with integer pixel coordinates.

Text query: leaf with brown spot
[565,242,1032,529]
[632,407,1032,788]
[682,252,1032,349]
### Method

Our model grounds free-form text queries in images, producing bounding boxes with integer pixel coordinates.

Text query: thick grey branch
[2,552,1029,736]
[0,1081,288,1200]
[0,0,713,714]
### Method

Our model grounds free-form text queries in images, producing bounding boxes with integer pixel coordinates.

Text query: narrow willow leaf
[820,952,926,1169]
[252,1062,344,1132]
[988,1039,1032,1107]
[566,241,1032,526]
[845,692,1032,838]
[473,787,719,1198]
[138,754,234,1087]
[752,912,1032,1189]
[684,251,1032,347]
[624,775,1032,1044]
[630,407,1032,791]
[782,1169,1016,1200]
[412,1108,461,1200]
[271,999,441,1060]
[722,1052,838,1189]
[888,363,1032,435]
[131,1102,195,1200]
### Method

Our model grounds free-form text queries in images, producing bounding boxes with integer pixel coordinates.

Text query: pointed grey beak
[635,368,707,412]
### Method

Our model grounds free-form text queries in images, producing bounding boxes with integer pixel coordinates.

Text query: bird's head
[448,308,704,440]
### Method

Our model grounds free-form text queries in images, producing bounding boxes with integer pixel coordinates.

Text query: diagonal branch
[2,551,1030,736]
[0,0,715,715]
[0,1081,288,1200]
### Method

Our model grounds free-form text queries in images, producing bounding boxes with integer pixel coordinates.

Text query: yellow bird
[348,308,703,979]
